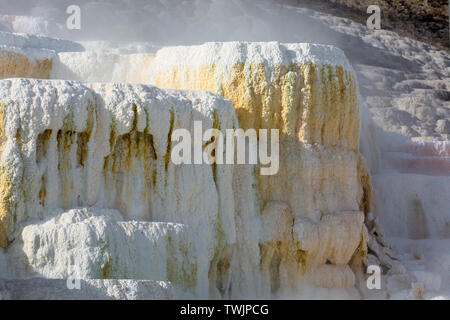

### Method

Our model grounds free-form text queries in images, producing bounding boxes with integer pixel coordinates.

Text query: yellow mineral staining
[0,51,52,79]
[0,105,11,248]
[280,65,301,137]
[153,60,364,281]
[36,129,52,165]
[207,218,230,297]
[357,154,372,214]
[258,201,303,295]
[29,99,158,222]
[215,256,230,295]
[76,106,94,168]
[103,121,156,219]
[0,106,7,158]
[349,225,369,270]
[210,109,220,184]
[298,63,358,149]
[166,234,198,294]
[152,168,157,186]
[153,62,359,149]
[76,132,89,167]
[101,257,113,279]
[0,106,8,247]
[57,130,76,209]
[36,126,93,209]
[153,63,360,213]
[38,175,46,207]
[164,109,175,172]
[297,62,315,144]
[259,240,304,294]
[0,166,11,248]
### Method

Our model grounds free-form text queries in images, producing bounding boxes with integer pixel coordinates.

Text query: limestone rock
[10,208,202,298]
[147,42,369,294]
[0,78,258,298]
[0,31,84,79]
[149,42,358,149]
[0,42,372,298]
[0,78,238,248]
[148,41,367,218]
[0,0,447,300]
[304,264,356,288]
[0,49,52,79]
[260,201,293,243]
[293,211,365,268]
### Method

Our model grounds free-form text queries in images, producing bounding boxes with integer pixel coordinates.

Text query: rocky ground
[284,0,449,51]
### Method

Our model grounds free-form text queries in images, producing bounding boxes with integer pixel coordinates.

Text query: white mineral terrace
[0,20,448,300]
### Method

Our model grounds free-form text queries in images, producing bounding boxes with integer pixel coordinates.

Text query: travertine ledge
[0,41,372,299]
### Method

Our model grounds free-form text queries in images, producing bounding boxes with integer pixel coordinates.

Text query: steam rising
[1,0,449,298]
[0,0,351,46]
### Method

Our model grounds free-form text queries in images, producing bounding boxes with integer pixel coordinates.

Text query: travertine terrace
[0,1,448,298]
[0,39,372,299]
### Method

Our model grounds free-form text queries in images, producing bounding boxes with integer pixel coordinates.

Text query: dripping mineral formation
[0,0,449,300]
[0,36,409,299]
[148,42,372,296]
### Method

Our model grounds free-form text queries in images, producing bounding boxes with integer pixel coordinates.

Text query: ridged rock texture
[0,78,253,298]
[148,42,370,294]
[0,42,371,299]
[1,0,449,299]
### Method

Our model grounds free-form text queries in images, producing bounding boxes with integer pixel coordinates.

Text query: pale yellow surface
[0,51,51,79]
[152,61,369,291]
